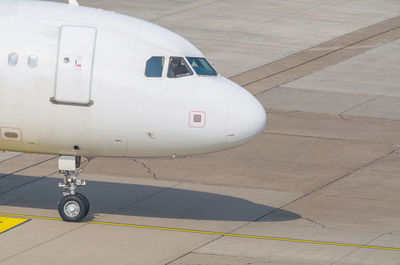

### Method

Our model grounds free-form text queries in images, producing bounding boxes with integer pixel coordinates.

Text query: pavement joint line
[0,153,25,165]
[0,212,399,252]
[229,17,400,96]
[0,219,89,264]
[93,182,180,222]
[253,147,400,224]
[262,131,396,146]
[193,0,343,48]
[250,25,400,91]
[230,15,400,83]
[149,0,218,21]
[339,95,383,115]
[0,155,58,180]
[0,171,58,197]
[330,232,390,265]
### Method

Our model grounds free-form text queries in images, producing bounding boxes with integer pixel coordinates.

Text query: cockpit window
[145,56,164,78]
[167,57,193,78]
[187,57,218,76]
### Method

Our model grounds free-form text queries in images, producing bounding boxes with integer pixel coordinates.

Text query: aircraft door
[53,26,97,106]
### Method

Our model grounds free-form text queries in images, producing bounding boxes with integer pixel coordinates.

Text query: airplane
[0,0,267,222]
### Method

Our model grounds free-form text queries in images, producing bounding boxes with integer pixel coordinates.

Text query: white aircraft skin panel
[0,0,266,158]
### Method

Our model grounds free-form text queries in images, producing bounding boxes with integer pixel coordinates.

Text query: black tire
[58,195,87,222]
[75,193,90,216]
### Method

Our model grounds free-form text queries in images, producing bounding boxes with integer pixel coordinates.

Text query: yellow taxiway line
[0,212,398,251]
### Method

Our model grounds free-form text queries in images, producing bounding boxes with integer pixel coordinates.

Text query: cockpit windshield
[168,57,193,78]
[186,57,218,76]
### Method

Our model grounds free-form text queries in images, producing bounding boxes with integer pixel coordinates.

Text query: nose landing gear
[57,155,91,222]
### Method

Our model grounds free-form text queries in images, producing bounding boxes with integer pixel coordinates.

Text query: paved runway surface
[1,0,400,264]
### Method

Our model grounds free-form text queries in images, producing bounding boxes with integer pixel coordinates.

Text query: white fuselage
[0,0,266,158]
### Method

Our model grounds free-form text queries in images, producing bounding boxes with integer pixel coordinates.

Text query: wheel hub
[64,201,80,217]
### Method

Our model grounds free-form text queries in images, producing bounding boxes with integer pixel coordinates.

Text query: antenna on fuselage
[69,0,80,6]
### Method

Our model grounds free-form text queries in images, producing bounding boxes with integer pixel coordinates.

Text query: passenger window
[8,53,18,66]
[167,57,193,78]
[187,57,218,76]
[145,56,164,77]
[28,55,38,68]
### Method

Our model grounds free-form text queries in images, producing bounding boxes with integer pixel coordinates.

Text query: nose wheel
[58,194,89,222]
[57,155,92,222]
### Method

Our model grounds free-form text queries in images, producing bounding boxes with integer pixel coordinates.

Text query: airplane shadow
[0,175,301,222]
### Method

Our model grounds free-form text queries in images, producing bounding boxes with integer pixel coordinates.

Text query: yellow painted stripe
[0,212,398,251]
[0,216,29,234]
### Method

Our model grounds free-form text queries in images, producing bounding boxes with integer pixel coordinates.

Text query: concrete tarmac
[1,0,400,264]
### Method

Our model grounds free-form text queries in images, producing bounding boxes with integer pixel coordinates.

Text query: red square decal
[193,114,202,123]
[189,111,206,128]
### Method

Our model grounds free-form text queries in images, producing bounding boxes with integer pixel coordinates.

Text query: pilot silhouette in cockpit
[171,58,189,77]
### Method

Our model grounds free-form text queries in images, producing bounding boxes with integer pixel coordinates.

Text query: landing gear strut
[57,155,91,222]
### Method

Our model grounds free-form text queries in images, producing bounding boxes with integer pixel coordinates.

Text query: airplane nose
[226,88,267,147]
